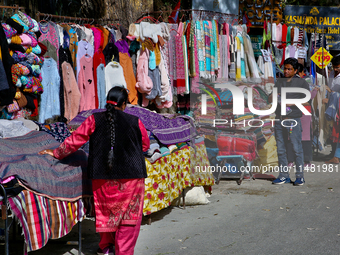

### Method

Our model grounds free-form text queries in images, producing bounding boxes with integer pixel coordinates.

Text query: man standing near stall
[269,58,310,186]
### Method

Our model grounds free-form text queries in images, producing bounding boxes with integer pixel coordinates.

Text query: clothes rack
[36,11,118,24]
[0,5,24,11]
[140,9,239,23]
[141,8,238,17]
[0,4,24,21]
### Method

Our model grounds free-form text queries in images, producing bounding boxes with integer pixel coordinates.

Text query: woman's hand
[38,149,55,157]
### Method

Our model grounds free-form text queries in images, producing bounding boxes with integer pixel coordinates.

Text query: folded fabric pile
[216,133,257,161]
[193,99,217,127]
[145,132,192,164]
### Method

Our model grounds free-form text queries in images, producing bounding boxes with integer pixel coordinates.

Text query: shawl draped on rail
[124,105,197,145]
[67,107,197,145]
[0,130,91,201]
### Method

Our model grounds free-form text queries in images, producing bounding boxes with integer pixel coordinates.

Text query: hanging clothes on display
[78,54,96,111]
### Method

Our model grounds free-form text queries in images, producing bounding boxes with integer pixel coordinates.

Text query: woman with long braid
[39,87,150,255]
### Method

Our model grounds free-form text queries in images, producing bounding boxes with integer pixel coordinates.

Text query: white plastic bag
[177,186,210,206]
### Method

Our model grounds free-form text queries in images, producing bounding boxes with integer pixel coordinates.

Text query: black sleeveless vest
[88,111,147,179]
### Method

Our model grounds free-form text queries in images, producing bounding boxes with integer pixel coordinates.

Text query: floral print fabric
[143,142,214,215]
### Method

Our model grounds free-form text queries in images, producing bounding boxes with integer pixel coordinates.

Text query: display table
[143,141,214,215]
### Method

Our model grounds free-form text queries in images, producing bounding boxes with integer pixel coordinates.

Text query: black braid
[104,86,128,172]
[106,104,116,170]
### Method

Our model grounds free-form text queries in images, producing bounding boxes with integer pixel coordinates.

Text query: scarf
[208,21,215,75]
[243,33,261,82]
[182,33,190,94]
[167,23,178,90]
[237,34,247,81]
[229,33,236,79]
[221,35,228,79]
[242,34,250,80]
[225,23,230,65]
[189,20,196,77]
[212,20,218,71]
[196,20,205,76]
[215,20,220,70]
[175,22,185,94]
[217,34,222,80]
[203,21,211,77]
[235,36,241,81]
[191,33,200,94]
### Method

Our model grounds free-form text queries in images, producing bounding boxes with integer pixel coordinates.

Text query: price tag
[311,47,333,69]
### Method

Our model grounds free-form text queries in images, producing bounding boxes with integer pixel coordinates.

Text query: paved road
[3,147,340,255]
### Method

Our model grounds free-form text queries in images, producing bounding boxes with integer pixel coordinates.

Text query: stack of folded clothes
[145,132,192,163]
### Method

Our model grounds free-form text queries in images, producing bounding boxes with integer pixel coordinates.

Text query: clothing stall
[2,4,332,254]
[0,8,217,255]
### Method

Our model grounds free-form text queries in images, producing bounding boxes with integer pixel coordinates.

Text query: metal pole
[322,26,324,70]
[78,221,82,255]
[0,184,9,255]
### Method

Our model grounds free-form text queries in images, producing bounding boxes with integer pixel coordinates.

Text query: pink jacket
[135,48,153,94]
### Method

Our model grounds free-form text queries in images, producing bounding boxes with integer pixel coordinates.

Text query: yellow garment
[155,43,161,66]
[234,115,254,122]
[235,36,241,81]
[0,46,2,60]
[14,89,22,100]
[141,39,154,52]
[26,46,32,54]
[11,35,22,45]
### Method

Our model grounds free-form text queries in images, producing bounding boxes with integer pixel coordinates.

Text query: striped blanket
[0,130,91,201]
[8,189,86,253]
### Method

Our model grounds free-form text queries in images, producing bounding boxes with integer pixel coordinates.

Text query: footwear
[325,157,340,164]
[97,246,114,255]
[272,177,291,185]
[294,178,305,186]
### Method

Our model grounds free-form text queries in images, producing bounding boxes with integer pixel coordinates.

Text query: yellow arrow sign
[311,47,333,69]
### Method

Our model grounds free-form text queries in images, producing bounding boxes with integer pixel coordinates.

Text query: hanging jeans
[274,118,304,178]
